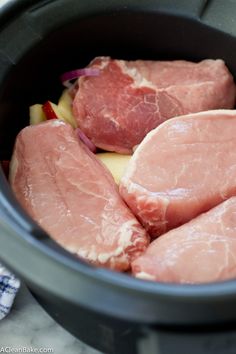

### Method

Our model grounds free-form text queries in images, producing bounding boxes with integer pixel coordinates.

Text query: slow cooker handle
[0,0,36,28]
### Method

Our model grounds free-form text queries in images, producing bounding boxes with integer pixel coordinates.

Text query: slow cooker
[1,1,236,353]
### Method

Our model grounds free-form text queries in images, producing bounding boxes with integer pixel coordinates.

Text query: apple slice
[58,89,77,128]
[30,90,77,128]
[29,104,46,125]
[97,153,131,184]
[42,101,60,119]
[30,100,75,128]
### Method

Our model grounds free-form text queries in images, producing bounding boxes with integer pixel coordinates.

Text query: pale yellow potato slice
[97,153,131,184]
[29,104,46,125]
[58,89,77,128]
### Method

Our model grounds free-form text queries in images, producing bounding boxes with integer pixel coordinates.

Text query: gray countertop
[0,282,101,354]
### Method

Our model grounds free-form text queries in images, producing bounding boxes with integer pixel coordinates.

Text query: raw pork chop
[132,197,236,284]
[9,120,149,271]
[73,57,235,153]
[120,110,236,238]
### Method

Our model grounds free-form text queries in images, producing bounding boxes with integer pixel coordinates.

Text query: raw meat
[132,197,236,284]
[120,110,236,238]
[73,57,235,153]
[9,120,149,271]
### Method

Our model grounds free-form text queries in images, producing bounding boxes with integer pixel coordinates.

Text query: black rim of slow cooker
[1,0,236,305]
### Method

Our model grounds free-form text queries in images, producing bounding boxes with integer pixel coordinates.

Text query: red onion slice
[60,68,100,88]
[76,128,97,153]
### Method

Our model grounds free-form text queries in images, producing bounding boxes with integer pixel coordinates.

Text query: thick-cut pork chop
[132,197,236,284]
[120,110,236,238]
[73,57,235,153]
[9,120,149,271]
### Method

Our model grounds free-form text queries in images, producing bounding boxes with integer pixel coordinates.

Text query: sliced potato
[58,89,77,128]
[97,153,131,184]
[29,104,46,125]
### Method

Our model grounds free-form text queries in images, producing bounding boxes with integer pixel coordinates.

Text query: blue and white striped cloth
[0,264,20,320]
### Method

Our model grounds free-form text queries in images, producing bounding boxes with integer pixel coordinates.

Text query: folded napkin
[0,264,20,320]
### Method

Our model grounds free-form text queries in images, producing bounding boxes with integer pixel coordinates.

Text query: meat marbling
[9,120,149,271]
[132,197,236,284]
[120,110,236,237]
[73,57,235,153]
